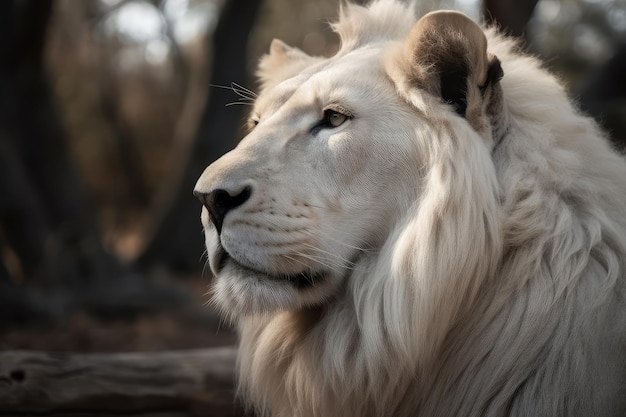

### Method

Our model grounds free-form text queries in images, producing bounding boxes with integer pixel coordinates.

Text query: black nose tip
[194,186,251,234]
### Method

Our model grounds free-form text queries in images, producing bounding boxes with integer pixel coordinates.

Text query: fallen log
[0,346,242,416]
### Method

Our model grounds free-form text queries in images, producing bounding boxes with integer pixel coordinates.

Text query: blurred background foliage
[1,0,625,350]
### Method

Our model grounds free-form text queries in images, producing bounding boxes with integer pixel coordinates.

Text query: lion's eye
[322,109,348,128]
[248,116,260,130]
[311,108,351,134]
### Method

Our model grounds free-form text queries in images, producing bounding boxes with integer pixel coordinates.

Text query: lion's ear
[257,39,322,91]
[403,11,503,131]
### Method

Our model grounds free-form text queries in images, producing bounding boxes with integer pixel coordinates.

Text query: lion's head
[195,4,504,319]
[194,2,626,417]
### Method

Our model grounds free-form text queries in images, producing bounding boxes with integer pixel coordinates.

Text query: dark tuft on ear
[484,56,503,89]
[440,61,469,116]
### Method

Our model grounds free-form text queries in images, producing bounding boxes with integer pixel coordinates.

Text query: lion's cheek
[326,133,371,186]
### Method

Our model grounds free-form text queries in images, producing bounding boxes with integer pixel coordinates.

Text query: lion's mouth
[215,245,326,290]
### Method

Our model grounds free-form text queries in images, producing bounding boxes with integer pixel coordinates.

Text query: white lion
[194,1,626,416]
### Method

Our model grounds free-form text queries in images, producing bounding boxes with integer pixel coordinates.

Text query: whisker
[282,253,317,270]
[299,244,356,268]
[199,249,212,278]
[208,83,238,91]
[290,251,346,273]
[208,82,258,101]
[203,286,220,309]
[300,228,374,253]
[225,101,254,107]
[316,228,373,252]
[231,82,258,98]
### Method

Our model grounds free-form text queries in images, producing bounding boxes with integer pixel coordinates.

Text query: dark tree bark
[0,0,49,277]
[138,0,263,272]
[0,0,189,327]
[0,0,62,326]
[0,0,105,286]
[483,0,539,39]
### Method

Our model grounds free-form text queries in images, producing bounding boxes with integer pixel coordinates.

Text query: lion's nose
[194,186,252,234]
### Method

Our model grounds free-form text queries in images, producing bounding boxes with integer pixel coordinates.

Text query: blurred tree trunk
[483,0,539,40]
[99,73,150,208]
[0,0,111,286]
[0,0,71,324]
[138,0,263,272]
[0,0,55,277]
[578,44,626,150]
[0,0,187,327]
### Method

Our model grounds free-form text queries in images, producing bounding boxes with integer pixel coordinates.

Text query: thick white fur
[194,1,626,416]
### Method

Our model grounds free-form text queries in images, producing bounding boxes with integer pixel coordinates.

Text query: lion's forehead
[254,46,391,120]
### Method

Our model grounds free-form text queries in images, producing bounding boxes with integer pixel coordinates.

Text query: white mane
[332,1,415,51]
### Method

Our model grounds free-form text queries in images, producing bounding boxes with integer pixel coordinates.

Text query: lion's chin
[216,248,326,289]
[210,250,339,318]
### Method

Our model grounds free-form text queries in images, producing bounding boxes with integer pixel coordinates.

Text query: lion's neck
[237,238,500,417]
